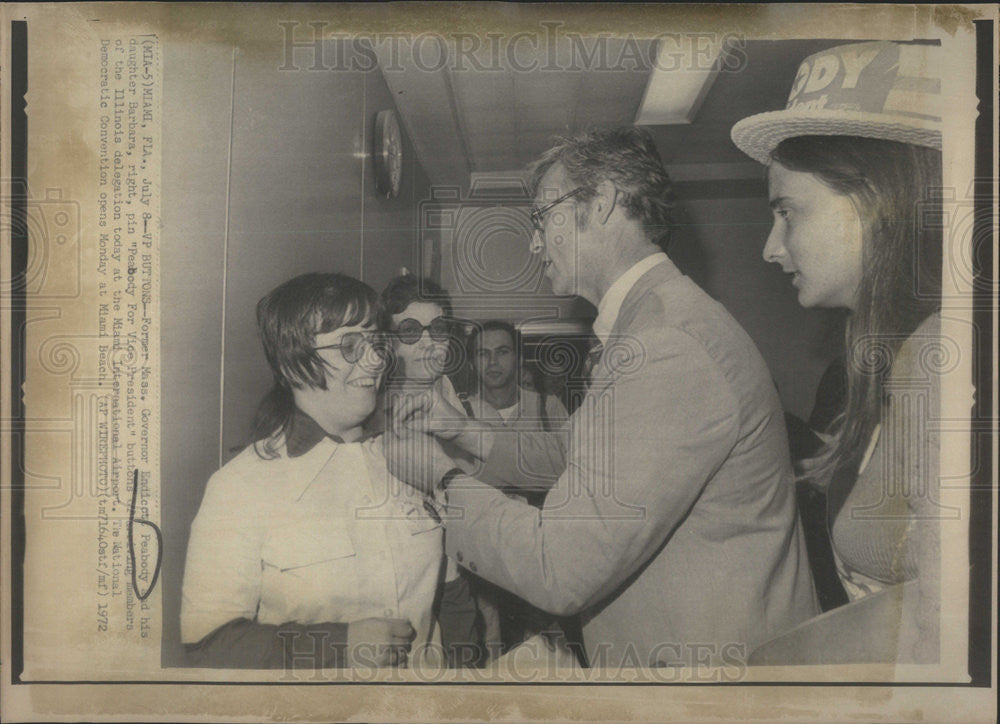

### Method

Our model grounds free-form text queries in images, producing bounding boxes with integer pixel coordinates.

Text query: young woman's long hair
[771,136,943,476]
[251,273,378,459]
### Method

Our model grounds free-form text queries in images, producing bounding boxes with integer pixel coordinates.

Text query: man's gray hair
[528,126,676,248]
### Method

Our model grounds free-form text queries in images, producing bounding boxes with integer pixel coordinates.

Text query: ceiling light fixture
[635,34,735,125]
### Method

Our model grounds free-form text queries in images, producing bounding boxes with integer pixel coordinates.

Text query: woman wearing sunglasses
[369,274,505,659]
[375,275,469,411]
[180,273,479,669]
[368,274,501,440]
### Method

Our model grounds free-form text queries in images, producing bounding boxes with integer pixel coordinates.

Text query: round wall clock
[373,109,403,198]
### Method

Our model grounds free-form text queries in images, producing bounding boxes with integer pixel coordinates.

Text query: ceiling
[378,37,849,189]
[376,37,653,185]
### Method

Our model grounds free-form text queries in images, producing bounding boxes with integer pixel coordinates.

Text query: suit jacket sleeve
[475,425,567,491]
[444,326,740,616]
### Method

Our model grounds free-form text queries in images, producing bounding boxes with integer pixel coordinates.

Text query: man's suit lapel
[592,261,681,383]
[610,261,679,338]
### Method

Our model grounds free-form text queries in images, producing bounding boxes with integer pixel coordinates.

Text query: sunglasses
[392,316,452,345]
[529,186,586,233]
[313,331,388,365]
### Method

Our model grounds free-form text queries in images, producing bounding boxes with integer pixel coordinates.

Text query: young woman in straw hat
[731,40,945,664]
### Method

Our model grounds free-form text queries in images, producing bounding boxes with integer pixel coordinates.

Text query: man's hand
[383,424,455,496]
[346,617,415,668]
[391,382,466,440]
[392,382,495,461]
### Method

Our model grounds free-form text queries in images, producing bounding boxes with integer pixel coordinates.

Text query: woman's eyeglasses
[392,316,451,345]
[313,331,388,365]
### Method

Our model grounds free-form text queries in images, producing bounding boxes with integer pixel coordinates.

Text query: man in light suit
[387,127,818,668]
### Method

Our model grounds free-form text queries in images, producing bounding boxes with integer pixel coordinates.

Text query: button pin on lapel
[582,340,604,381]
[423,499,441,523]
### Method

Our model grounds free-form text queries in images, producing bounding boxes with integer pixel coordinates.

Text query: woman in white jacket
[181,272,479,669]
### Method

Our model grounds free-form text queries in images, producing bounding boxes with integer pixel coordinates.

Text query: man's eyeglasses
[392,316,452,345]
[529,186,586,233]
[313,331,388,365]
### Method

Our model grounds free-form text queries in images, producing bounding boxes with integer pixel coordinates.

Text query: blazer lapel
[609,260,681,341]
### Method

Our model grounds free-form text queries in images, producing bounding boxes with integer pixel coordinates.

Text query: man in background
[464,319,575,656]
[467,320,568,434]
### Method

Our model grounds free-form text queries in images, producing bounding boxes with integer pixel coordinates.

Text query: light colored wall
[221,45,432,458]
[161,41,431,665]
[160,41,232,668]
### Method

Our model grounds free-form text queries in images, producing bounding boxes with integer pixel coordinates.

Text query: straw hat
[731,41,942,165]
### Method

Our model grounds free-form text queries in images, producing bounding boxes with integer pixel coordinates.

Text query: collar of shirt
[495,401,519,423]
[280,409,349,502]
[284,409,384,500]
[285,408,345,458]
[592,252,669,345]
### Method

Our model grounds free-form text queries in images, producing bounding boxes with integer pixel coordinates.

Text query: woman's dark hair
[379,274,452,328]
[250,272,378,459]
[771,135,942,473]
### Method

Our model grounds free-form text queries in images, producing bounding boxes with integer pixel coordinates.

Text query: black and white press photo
[1,3,996,722]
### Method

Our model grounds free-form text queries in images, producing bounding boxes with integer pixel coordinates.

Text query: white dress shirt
[592,252,669,345]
